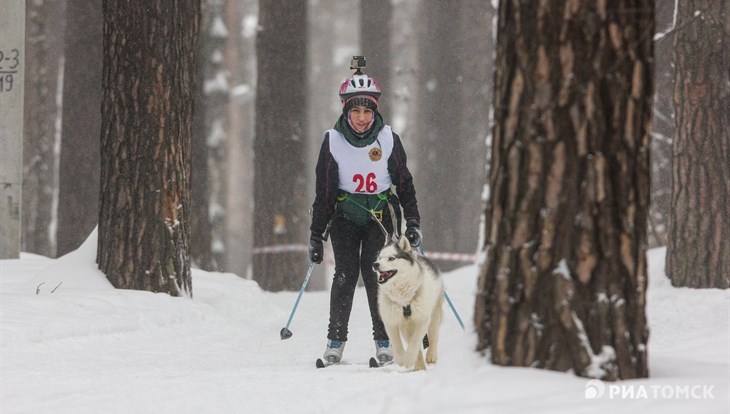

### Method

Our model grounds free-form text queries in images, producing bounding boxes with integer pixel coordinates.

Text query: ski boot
[374,339,393,366]
[322,339,346,365]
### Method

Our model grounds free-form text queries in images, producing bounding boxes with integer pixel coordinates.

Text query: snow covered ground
[1,233,728,414]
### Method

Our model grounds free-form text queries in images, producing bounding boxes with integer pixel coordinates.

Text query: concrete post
[0,1,25,259]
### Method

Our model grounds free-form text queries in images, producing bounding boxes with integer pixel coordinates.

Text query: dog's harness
[401,305,430,349]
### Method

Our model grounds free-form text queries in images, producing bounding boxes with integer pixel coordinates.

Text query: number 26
[353,173,377,192]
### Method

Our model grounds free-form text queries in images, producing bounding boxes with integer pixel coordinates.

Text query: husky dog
[373,235,444,371]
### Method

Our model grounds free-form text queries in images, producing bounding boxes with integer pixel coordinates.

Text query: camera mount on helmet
[350,56,366,75]
[339,56,381,103]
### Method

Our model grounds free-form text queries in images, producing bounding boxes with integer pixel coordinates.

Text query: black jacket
[310,130,420,237]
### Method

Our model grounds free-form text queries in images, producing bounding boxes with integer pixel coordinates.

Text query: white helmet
[339,73,382,103]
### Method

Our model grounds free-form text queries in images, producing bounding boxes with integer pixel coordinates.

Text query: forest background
[14,0,682,290]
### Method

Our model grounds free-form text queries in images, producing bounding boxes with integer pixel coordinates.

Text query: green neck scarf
[334,113,385,148]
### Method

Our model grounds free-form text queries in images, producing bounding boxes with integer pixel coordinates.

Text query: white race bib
[328,126,394,194]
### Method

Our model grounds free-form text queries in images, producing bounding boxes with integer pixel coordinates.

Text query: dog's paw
[400,357,416,371]
[426,350,438,364]
[393,354,404,366]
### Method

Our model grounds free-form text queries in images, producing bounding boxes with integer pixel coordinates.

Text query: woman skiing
[309,57,422,366]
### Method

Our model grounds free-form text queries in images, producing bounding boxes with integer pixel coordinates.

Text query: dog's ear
[398,235,412,252]
[390,232,399,245]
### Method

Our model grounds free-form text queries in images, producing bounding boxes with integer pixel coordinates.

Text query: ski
[316,358,343,368]
[315,357,385,368]
[370,356,397,368]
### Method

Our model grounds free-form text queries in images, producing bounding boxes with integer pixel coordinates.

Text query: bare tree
[475,0,653,380]
[252,0,309,291]
[23,0,66,257]
[57,0,102,256]
[97,0,199,296]
[667,0,729,289]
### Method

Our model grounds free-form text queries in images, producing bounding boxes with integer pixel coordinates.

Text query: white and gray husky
[373,235,444,371]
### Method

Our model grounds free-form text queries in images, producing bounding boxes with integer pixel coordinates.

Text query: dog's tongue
[378,271,394,284]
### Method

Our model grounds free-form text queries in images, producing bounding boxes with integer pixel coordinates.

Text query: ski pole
[280,261,316,340]
[416,245,465,331]
[443,289,465,331]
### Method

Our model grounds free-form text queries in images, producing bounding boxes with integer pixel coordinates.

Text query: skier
[309,56,422,366]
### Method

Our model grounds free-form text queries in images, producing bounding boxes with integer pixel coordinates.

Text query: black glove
[404,219,422,247]
[308,234,324,264]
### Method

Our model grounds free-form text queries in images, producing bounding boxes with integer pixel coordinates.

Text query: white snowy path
[1,235,728,414]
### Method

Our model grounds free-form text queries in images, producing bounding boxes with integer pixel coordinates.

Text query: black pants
[327,214,394,342]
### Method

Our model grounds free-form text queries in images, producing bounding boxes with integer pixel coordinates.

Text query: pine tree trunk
[415,0,492,271]
[22,0,65,257]
[0,0,25,259]
[647,1,676,248]
[475,0,653,380]
[361,0,392,121]
[223,0,256,277]
[190,41,214,270]
[306,0,359,291]
[57,0,102,256]
[252,0,308,291]
[667,0,730,289]
[97,0,199,296]
[190,0,225,272]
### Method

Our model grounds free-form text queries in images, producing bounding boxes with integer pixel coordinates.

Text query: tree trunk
[223,0,256,277]
[190,0,227,272]
[0,0,26,259]
[23,0,65,257]
[361,0,392,121]
[97,0,199,296]
[57,0,102,256]
[415,0,492,271]
[306,0,358,291]
[252,0,309,291]
[647,1,676,248]
[390,1,421,156]
[475,0,653,380]
[666,0,729,289]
